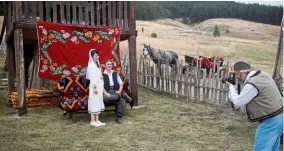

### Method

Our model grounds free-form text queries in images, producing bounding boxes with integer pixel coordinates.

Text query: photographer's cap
[233,61,252,72]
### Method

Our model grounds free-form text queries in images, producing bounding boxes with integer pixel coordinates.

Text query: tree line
[135,1,283,25]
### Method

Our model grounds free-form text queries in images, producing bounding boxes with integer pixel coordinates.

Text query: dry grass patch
[0,87,259,151]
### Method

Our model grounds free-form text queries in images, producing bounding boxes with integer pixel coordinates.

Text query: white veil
[86,49,100,80]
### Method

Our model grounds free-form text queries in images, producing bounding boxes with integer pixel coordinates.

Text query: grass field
[0,88,258,151]
[120,18,281,75]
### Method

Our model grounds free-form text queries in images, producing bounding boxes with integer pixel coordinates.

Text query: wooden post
[272,17,283,89]
[5,2,15,94]
[128,1,138,106]
[13,1,27,116]
[6,42,15,93]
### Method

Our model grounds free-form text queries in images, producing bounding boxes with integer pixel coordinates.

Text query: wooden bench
[66,100,128,123]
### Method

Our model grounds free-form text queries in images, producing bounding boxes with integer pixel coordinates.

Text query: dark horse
[142,44,179,74]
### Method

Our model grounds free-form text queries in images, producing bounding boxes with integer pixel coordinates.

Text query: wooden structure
[2,1,138,116]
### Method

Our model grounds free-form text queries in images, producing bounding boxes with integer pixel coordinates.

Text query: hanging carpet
[36,21,122,80]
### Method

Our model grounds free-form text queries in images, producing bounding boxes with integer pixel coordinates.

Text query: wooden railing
[7,1,131,30]
[134,55,234,107]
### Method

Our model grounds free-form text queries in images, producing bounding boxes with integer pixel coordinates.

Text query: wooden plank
[146,60,150,86]
[202,68,207,101]
[118,1,122,27]
[7,2,12,31]
[38,1,44,21]
[108,1,112,26]
[90,2,95,26]
[165,59,170,92]
[112,1,116,25]
[24,1,28,19]
[197,59,202,101]
[31,49,41,89]
[72,2,77,24]
[156,59,160,91]
[211,57,217,103]
[193,66,198,101]
[14,1,27,116]
[52,2,57,23]
[206,69,212,102]
[77,2,82,25]
[60,2,65,23]
[218,64,223,105]
[150,66,154,88]
[177,60,182,96]
[32,2,37,20]
[46,2,51,22]
[142,57,146,85]
[85,3,89,25]
[184,67,189,101]
[96,2,101,26]
[214,59,221,105]
[223,61,230,105]
[137,55,142,84]
[123,2,128,28]
[66,2,70,24]
[102,1,106,26]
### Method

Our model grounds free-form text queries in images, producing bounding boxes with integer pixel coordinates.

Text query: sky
[235,1,283,6]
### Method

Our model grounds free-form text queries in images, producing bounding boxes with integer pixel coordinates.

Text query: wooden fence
[134,55,235,108]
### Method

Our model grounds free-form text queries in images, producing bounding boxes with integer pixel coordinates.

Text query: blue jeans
[253,112,283,151]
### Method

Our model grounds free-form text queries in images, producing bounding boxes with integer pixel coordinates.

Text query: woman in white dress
[86,49,105,127]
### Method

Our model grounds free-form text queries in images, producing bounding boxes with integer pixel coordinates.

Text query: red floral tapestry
[36,21,122,80]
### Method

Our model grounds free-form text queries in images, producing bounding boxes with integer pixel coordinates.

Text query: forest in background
[135,1,283,25]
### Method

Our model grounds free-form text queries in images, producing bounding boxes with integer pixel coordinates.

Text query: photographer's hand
[225,81,233,86]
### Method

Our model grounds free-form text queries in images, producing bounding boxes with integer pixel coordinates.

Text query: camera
[222,72,236,85]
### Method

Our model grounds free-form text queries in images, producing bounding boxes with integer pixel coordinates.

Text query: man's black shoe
[115,118,122,124]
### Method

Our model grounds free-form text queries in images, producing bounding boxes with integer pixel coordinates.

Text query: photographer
[225,61,283,151]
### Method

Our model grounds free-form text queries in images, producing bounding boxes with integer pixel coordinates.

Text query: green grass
[0,87,259,151]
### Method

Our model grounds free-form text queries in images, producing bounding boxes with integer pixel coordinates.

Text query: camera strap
[250,70,261,78]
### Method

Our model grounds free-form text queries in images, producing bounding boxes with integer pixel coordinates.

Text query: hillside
[120,18,281,75]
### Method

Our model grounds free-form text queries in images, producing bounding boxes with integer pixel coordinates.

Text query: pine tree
[213,25,220,37]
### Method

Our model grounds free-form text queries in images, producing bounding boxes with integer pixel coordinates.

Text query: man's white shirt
[228,70,258,109]
[104,70,123,86]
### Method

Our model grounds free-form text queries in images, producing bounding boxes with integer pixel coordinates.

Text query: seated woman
[103,60,126,124]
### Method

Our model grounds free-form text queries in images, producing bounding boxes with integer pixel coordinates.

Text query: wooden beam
[128,1,138,106]
[12,21,137,35]
[13,1,27,116]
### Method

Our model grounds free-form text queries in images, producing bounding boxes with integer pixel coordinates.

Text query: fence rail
[133,55,238,108]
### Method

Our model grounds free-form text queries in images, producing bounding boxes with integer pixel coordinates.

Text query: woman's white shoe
[90,122,101,127]
[97,120,106,126]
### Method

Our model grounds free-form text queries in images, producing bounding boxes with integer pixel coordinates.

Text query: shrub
[151,32,157,38]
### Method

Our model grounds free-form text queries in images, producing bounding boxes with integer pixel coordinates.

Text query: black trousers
[103,89,125,118]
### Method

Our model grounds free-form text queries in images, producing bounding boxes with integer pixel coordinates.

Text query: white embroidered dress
[86,50,105,114]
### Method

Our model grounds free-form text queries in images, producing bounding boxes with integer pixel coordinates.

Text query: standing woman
[86,49,105,127]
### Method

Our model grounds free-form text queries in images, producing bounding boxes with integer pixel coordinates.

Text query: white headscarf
[86,49,100,81]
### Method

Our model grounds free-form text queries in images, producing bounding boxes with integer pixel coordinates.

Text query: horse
[142,44,179,74]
